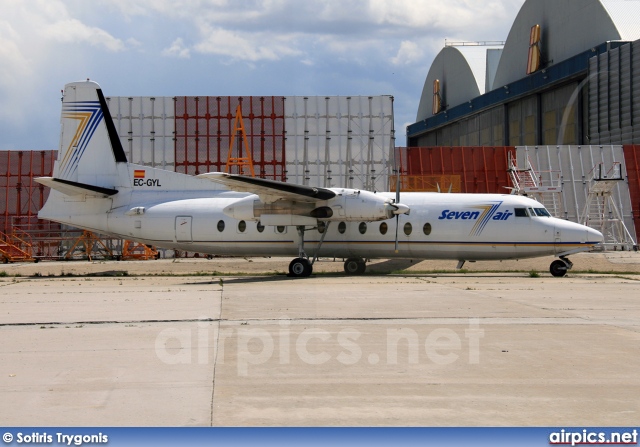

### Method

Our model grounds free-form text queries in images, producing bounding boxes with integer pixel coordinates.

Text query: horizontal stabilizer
[35,177,118,197]
[197,172,336,204]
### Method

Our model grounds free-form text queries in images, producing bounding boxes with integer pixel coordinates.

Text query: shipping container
[0,150,57,234]
[174,96,286,179]
[403,146,515,193]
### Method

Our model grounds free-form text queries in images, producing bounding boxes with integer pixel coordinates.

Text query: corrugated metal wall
[515,145,637,241]
[106,95,394,190]
[174,96,286,179]
[623,145,640,241]
[106,96,175,170]
[0,150,58,234]
[404,146,514,193]
[284,96,393,191]
[589,41,639,144]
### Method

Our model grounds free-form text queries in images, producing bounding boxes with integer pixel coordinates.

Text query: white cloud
[0,22,32,89]
[391,40,423,65]
[0,0,131,133]
[41,18,126,52]
[193,25,301,62]
[0,0,528,149]
[162,38,191,58]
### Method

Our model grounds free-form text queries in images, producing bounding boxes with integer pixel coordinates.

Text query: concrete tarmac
[1,258,639,426]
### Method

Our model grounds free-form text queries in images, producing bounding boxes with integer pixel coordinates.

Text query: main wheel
[289,257,312,277]
[344,258,366,275]
[549,259,568,277]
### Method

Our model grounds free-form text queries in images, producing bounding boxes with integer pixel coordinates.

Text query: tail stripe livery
[59,101,103,178]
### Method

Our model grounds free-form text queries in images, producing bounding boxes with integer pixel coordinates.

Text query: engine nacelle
[222,189,408,224]
[324,190,395,221]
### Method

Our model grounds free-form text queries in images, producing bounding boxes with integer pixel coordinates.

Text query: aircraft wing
[197,172,336,203]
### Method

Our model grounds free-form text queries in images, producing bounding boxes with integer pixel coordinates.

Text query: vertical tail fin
[55,80,127,188]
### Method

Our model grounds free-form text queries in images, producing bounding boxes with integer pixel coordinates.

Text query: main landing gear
[550,256,573,277]
[343,257,366,275]
[288,223,331,278]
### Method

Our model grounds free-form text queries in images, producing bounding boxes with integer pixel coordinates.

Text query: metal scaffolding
[507,154,563,217]
[579,163,637,250]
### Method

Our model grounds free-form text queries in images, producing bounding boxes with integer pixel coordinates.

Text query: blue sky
[0,0,524,150]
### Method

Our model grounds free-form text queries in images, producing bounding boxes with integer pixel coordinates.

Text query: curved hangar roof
[416,0,640,122]
[493,0,640,87]
[416,44,503,122]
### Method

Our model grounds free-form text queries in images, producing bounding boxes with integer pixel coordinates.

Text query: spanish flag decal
[134,170,145,179]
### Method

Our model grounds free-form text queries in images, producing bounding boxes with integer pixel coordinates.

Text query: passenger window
[514,208,528,217]
[359,222,367,234]
[257,222,265,233]
[217,220,225,232]
[318,221,326,233]
[276,226,286,234]
[338,222,346,234]
[423,222,432,235]
[379,222,388,235]
[238,220,246,233]
[404,222,412,236]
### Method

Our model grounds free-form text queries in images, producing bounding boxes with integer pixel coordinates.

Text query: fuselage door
[176,216,193,243]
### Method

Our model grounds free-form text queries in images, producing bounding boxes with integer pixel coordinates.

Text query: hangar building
[408,0,640,147]
[404,0,640,247]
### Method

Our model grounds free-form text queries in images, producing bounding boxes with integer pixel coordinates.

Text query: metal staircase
[507,154,563,217]
[0,230,36,263]
[579,163,637,250]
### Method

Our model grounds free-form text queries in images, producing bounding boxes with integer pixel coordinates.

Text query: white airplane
[36,80,603,277]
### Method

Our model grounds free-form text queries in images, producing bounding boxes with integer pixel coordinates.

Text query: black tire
[550,259,568,277]
[289,258,312,277]
[344,258,366,275]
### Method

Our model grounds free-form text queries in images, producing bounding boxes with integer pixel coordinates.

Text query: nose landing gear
[550,256,573,277]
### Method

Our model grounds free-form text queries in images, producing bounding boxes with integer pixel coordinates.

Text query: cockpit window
[534,208,551,217]
[514,208,528,217]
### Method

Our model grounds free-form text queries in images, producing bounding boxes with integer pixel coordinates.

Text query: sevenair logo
[133,170,162,187]
[60,101,103,178]
[437,202,512,236]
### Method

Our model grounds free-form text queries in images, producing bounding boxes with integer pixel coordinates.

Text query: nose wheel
[550,257,573,277]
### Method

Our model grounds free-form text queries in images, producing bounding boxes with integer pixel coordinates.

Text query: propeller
[389,97,409,253]
[394,170,401,253]
[392,148,411,252]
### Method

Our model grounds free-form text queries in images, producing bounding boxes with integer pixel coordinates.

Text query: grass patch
[529,271,540,278]
[0,271,7,277]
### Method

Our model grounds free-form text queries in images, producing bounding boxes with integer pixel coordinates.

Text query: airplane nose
[586,226,604,244]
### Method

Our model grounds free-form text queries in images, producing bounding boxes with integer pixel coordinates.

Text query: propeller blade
[394,215,399,253]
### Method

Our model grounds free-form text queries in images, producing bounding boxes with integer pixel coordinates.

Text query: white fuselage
[47,186,602,261]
